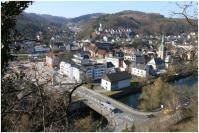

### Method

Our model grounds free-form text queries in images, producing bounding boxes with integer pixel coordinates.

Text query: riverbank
[162,70,197,82]
[103,70,197,99]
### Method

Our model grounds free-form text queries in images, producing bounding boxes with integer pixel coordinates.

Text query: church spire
[158,34,165,60]
[161,34,165,46]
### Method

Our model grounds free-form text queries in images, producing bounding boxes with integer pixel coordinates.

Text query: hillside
[15,13,70,42]
[77,10,196,39]
[70,13,105,25]
[15,12,104,41]
[15,10,196,41]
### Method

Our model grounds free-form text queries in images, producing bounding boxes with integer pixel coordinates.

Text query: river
[117,75,198,109]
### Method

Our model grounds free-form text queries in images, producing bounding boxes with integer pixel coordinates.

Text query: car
[106,101,111,104]
[147,114,155,118]
[113,108,123,113]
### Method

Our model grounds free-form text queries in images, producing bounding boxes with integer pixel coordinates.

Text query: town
[10,23,197,85]
[2,1,198,132]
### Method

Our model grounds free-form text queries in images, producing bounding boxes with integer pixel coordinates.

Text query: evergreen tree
[1,1,32,76]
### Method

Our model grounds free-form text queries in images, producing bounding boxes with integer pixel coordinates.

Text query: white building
[103,36,108,42]
[147,57,165,71]
[106,57,121,68]
[59,61,106,83]
[72,52,90,65]
[60,61,73,77]
[33,45,50,54]
[84,63,106,81]
[131,64,146,77]
[132,54,145,64]
[106,62,115,73]
[101,71,131,91]
[46,52,60,68]
[124,55,133,61]
[72,66,84,83]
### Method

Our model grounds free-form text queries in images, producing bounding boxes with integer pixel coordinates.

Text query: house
[147,57,165,71]
[165,55,183,69]
[122,60,132,72]
[106,57,123,68]
[88,42,116,58]
[49,41,66,52]
[120,47,136,55]
[46,52,60,68]
[131,63,146,77]
[124,55,133,61]
[59,61,106,83]
[106,62,115,73]
[72,52,90,65]
[114,50,124,59]
[83,63,107,81]
[33,45,50,55]
[88,44,98,57]
[96,49,108,58]
[132,54,146,64]
[101,71,132,91]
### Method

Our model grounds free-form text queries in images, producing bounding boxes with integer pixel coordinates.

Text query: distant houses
[49,41,66,52]
[33,45,50,55]
[49,32,197,90]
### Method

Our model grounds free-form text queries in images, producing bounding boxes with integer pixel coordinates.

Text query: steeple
[158,34,165,60]
[159,34,165,51]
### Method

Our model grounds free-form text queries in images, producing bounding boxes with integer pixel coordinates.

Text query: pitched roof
[89,45,97,52]
[131,62,146,70]
[97,49,107,55]
[153,58,165,65]
[47,51,60,57]
[103,71,132,82]
[107,62,115,68]
[124,60,132,66]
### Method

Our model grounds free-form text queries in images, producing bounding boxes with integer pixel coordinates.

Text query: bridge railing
[81,86,160,115]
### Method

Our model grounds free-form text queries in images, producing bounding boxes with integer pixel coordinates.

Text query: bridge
[20,61,161,131]
[13,60,190,131]
[71,86,161,131]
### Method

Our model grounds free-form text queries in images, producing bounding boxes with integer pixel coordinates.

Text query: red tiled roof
[97,49,107,55]
[47,51,59,57]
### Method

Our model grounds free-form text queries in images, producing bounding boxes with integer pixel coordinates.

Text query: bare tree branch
[172,1,198,27]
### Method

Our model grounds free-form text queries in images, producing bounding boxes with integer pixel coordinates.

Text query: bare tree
[170,1,198,27]
[1,61,86,132]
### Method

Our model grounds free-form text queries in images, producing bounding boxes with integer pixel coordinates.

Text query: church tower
[158,35,166,60]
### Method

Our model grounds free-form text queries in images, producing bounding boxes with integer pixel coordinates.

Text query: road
[72,86,161,131]
[12,61,162,131]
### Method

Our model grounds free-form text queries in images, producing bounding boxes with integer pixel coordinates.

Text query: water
[171,74,198,90]
[118,93,140,109]
[117,75,198,109]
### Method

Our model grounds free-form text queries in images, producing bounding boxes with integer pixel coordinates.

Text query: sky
[25,1,198,18]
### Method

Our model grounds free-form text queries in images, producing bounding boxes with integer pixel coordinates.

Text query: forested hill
[77,10,196,39]
[15,13,70,40]
[15,10,196,41]
[15,12,104,41]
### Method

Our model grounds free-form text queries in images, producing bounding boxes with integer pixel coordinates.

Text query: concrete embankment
[108,86,142,99]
